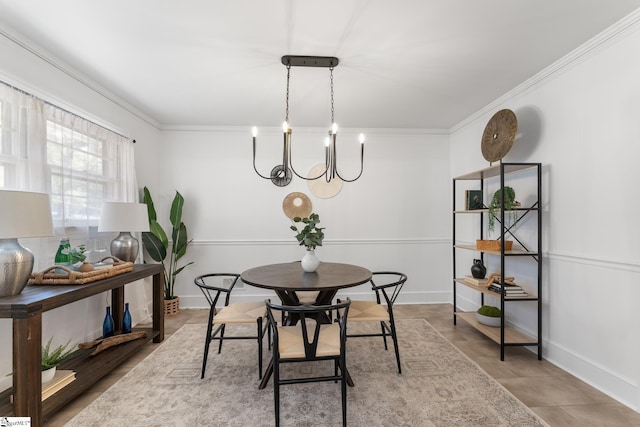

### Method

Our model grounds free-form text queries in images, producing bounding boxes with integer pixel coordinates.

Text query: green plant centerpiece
[42,337,76,371]
[291,213,325,272]
[142,187,194,301]
[487,186,518,234]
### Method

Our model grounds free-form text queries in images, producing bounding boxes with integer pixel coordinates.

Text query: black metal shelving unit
[452,162,542,361]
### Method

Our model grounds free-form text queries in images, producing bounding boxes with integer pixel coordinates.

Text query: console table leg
[153,270,164,342]
[13,311,42,426]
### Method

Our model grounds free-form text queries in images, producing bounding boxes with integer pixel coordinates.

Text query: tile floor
[46,304,640,426]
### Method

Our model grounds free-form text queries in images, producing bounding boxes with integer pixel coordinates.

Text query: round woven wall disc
[481,109,518,162]
[282,192,312,219]
[307,164,343,199]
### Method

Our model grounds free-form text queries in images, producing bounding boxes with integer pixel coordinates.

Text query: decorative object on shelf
[465,190,483,210]
[54,237,71,272]
[142,187,194,312]
[41,337,77,382]
[122,302,132,333]
[487,186,519,233]
[307,163,343,199]
[77,262,95,272]
[476,239,514,251]
[481,109,517,163]
[475,305,501,327]
[282,192,312,219]
[28,257,133,285]
[470,259,486,279]
[0,190,54,297]
[290,213,325,273]
[98,202,150,263]
[69,244,87,269]
[103,306,115,338]
[252,55,365,186]
[79,330,148,356]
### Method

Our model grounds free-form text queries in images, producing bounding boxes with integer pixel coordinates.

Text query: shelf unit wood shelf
[454,279,538,301]
[0,264,165,426]
[452,162,542,361]
[455,312,537,345]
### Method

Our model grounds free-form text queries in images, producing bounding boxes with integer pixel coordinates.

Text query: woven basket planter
[164,297,180,316]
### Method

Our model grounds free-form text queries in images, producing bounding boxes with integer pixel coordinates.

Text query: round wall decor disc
[307,164,343,199]
[282,192,312,219]
[481,109,518,162]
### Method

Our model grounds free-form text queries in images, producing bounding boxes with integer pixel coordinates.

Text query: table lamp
[0,190,54,297]
[98,202,150,262]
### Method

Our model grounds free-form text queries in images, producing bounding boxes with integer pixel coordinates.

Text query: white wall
[152,127,451,307]
[450,15,640,411]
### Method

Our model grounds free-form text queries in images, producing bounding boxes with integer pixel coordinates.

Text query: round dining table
[241,261,372,306]
[240,261,372,389]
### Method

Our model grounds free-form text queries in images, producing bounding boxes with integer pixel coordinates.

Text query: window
[0,81,136,265]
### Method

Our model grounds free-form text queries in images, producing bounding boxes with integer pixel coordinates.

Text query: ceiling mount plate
[281,55,339,68]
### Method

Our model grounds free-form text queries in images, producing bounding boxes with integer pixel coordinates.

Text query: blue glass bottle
[122,302,132,334]
[103,306,115,338]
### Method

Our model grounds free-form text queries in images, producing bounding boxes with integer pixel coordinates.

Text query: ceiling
[1,1,639,130]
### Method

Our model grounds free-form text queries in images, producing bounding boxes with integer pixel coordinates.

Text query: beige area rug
[65,319,548,426]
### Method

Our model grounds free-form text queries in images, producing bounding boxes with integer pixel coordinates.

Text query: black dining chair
[265,298,351,427]
[338,271,407,373]
[194,273,269,379]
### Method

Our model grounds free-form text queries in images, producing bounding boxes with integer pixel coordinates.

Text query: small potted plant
[41,337,77,383]
[475,305,502,327]
[291,213,324,272]
[487,186,519,234]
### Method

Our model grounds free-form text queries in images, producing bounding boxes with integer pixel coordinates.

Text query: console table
[0,264,164,426]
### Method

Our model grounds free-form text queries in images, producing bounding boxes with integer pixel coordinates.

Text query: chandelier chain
[330,67,335,124]
[285,64,291,123]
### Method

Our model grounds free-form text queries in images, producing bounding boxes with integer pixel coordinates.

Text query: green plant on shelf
[41,337,77,371]
[487,186,518,234]
[477,305,501,317]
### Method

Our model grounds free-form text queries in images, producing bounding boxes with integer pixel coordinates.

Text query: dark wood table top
[240,262,371,292]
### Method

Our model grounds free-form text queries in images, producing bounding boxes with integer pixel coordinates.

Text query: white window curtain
[0,81,138,268]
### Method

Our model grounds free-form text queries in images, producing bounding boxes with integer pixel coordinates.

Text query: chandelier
[252,55,365,187]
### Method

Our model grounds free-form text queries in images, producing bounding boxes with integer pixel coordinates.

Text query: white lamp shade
[0,190,54,238]
[98,202,150,232]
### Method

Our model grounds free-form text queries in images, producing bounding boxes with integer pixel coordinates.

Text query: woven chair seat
[295,291,319,304]
[278,323,340,359]
[343,300,390,322]
[213,302,266,324]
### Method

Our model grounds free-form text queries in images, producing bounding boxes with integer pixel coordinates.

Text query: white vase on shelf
[301,249,320,273]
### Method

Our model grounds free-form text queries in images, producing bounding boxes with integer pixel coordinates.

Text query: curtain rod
[0,79,134,142]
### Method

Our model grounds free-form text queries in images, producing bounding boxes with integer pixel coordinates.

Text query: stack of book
[10,369,76,403]
[42,369,76,400]
[488,282,528,297]
[463,275,491,287]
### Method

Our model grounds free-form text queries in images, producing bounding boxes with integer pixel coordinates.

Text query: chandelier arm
[252,135,280,180]
[288,136,329,181]
[333,141,365,183]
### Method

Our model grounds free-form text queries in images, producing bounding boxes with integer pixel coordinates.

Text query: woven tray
[28,257,134,285]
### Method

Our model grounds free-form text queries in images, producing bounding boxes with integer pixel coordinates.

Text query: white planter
[301,250,320,273]
[42,366,56,384]
[475,313,501,327]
